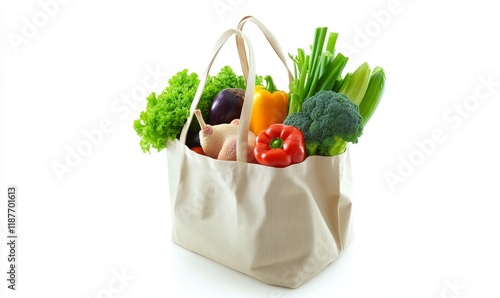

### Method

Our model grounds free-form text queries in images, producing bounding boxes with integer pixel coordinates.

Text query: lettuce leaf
[133,66,261,153]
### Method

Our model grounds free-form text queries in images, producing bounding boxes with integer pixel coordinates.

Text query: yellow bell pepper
[249,76,289,136]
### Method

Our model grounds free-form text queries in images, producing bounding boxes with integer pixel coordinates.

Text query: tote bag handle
[235,16,294,84]
[179,28,256,162]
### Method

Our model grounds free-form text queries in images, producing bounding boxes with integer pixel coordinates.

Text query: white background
[1,0,500,297]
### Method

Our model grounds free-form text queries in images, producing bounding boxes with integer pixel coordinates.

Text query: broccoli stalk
[284,90,363,156]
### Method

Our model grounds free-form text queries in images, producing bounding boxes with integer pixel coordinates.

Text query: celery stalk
[359,66,386,126]
[333,72,351,92]
[325,32,338,58]
[317,53,348,91]
[289,28,346,113]
[305,27,328,98]
[338,62,371,105]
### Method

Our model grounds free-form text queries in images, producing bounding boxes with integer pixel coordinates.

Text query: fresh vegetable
[185,130,201,148]
[254,124,306,168]
[191,146,205,155]
[288,28,348,114]
[194,109,256,162]
[288,26,387,125]
[338,62,371,106]
[134,66,251,153]
[358,66,386,126]
[284,90,363,156]
[208,88,245,125]
[249,75,289,136]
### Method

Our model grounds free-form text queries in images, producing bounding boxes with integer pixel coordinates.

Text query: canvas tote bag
[166,20,354,289]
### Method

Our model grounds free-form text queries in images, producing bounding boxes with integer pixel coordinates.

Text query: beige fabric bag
[167,18,354,288]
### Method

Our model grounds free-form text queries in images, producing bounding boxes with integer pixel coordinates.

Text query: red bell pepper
[254,124,306,168]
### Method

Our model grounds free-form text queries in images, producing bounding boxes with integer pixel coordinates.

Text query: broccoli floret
[284,90,363,156]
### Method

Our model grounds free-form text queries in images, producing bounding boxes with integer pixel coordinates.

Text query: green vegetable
[288,28,349,114]
[284,90,363,156]
[133,66,261,153]
[338,62,371,105]
[358,66,386,126]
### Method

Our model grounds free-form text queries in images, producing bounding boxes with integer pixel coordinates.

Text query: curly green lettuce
[133,66,261,153]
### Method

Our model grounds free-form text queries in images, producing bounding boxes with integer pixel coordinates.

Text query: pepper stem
[269,137,283,149]
[264,75,278,93]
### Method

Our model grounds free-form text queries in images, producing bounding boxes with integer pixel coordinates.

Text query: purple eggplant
[207,88,245,125]
[185,130,201,148]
